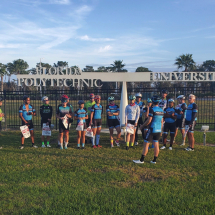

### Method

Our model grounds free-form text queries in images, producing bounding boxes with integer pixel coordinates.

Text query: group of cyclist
[1,89,198,163]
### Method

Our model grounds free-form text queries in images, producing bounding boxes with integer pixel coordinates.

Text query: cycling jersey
[125,103,140,123]
[56,104,72,118]
[135,101,145,117]
[164,107,177,123]
[159,99,168,110]
[91,104,103,120]
[40,105,53,121]
[185,103,198,123]
[19,104,36,121]
[148,106,164,133]
[106,104,120,120]
[175,103,187,119]
[67,103,74,113]
[74,108,88,123]
[85,101,96,115]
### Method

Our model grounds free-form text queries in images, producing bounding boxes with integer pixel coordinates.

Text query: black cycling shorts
[175,119,185,129]
[59,120,69,133]
[108,119,120,128]
[145,128,160,142]
[22,120,34,131]
[137,117,143,125]
[41,120,51,128]
[185,120,196,133]
[86,118,91,128]
[163,122,176,134]
[93,119,102,128]
[127,120,137,129]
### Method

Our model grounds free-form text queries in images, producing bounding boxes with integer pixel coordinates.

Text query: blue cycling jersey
[75,108,88,123]
[164,107,178,123]
[91,104,103,120]
[175,103,187,119]
[19,104,36,121]
[149,106,164,133]
[135,101,145,117]
[106,104,120,119]
[185,103,198,121]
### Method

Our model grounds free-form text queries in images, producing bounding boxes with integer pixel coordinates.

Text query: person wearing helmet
[19,96,37,149]
[158,89,168,110]
[56,95,72,149]
[0,97,4,131]
[133,95,164,164]
[106,96,121,147]
[40,96,53,148]
[160,99,178,150]
[140,98,153,140]
[74,100,88,149]
[125,95,140,150]
[84,93,95,127]
[175,95,187,146]
[184,94,198,152]
[90,95,103,148]
[134,93,145,146]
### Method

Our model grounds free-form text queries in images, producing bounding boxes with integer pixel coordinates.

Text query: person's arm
[85,109,89,120]
[181,103,187,115]
[190,104,198,125]
[19,112,28,125]
[140,108,153,129]
[90,105,95,124]
[135,106,140,126]
[40,106,43,117]
[31,105,36,116]
[74,110,79,120]
[48,106,53,121]
[56,106,63,120]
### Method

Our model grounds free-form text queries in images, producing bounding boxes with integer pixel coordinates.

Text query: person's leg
[169,132,175,148]
[64,131,69,149]
[59,132,64,149]
[41,135,45,146]
[161,133,168,148]
[135,124,139,143]
[21,135,25,147]
[115,126,121,146]
[109,127,114,147]
[181,128,186,145]
[126,133,131,149]
[188,131,195,149]
[30,130,35,147]
[82,131,86,148]
[96,127,102,147]
[152,141,159,163]
[77,130,81,148]
[47,136,50,146]
[130,128,136,147]
[175,128,178,141]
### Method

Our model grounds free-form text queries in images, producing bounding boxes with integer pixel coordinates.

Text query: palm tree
[174,54,195,72]
[0,63,7,93]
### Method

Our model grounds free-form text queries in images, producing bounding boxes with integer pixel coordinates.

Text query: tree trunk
[1,75,3,92]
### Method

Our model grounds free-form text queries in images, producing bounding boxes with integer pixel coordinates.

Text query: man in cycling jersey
[40,96,52,148]
[133,95,164,164]
[134,93,145,146]
[56,95,72,149]
[85,93,95,127]
[160,99,177,150]
[175,95,187,146]
[125,95,140,150]
[184,94,198,151]
[19,95,37,149]
[90,95,103,148]
[106,96,121,147]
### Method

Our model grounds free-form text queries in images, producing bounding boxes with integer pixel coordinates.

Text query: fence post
[55,94,58,130]
[3,90,7,130]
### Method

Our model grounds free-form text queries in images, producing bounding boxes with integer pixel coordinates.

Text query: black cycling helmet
[0,97,3,102]
[78,100,85,105]
[23,95,29,100]
[151,95,161,103]
[161,89,168,94]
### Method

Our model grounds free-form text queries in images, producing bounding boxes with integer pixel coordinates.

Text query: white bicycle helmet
[135,93,142,98]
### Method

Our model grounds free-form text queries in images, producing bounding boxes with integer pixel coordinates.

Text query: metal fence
[1,85,215,130]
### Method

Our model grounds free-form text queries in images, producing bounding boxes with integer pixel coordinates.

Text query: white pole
[120,81,128,127]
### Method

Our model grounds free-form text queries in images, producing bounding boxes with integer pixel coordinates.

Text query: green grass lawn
[0,130,214,214]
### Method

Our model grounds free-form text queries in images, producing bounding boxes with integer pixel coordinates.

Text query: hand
[28,112,33,115]
[46,122,49,125]
[140,125,143,130]
[171,113,174,117]
[61,117,64,120]
[134,123,137,127]
[125,123,127,127]
[108,112,113,116]
[25,121,28,125]
[66,114,71,118]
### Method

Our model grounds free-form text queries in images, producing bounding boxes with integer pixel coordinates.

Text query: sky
[0,0,215,73]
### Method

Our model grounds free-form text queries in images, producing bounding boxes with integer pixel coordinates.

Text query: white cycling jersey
[125,104,140,123]
[158,99,168,110]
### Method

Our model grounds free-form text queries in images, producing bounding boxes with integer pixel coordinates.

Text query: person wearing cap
[175,95,187,146]
[125,95,140,150]
[56,95,72,149]
[19,96,37,149]
[184,94,198,152]
[0,97,4,131]
[134,93,145,146]
[106,96,121,147]
[140,98,153,140]
[160,99,178,150]
[133,95,164,164]
[90,95,103,148]
[40,96,53,148]
[74,100,88,149]
[85,94,96,128]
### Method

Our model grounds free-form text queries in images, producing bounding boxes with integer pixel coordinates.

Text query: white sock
[92,136,95,146]
[64,142,68,147]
